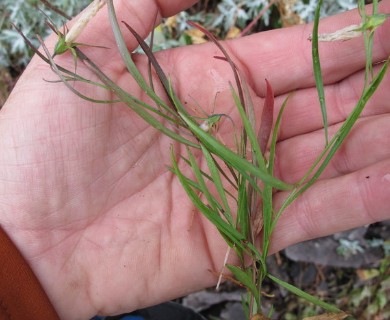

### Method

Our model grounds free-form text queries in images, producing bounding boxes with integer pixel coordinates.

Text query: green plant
[336,239,365,258]
[15,0,389,318]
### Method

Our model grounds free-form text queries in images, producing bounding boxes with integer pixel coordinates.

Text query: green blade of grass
[106,0,173,113]
[167,166,203,191]
[237,178,250,239]
[211,153,240,191]
[302,57,388,188]
[147,14,158,92]
[312,0,329,146]
[261,188,273,258]
[201,145,234,225]
[230,84,267,172]
[178,111,294,191]
[121,20,181,115]
[75,49,199,148]
[301,58,389,190]
[180,155,238,196]
[268,93,291,175]
[37,36,118,104]
[173,149,266,267]
[268,274,340,312]
[361,1,374,87]
[274,57,389,229]
[168,164,239,204]
[371,0,379,13]
[29,29,186,136]
[359,1,389,88]
[261,94,291,257]
[13,23,113,100]
[171,147,248,250]
[227,265,260,308]
[258,79,274,156]
[241,78,255,148]
[44,75,119,92]
[186,147,229,220]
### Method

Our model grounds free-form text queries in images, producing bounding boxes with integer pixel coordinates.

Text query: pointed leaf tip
[258,79,275,155]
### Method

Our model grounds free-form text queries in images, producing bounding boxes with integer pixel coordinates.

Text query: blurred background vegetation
[0,1,388,319]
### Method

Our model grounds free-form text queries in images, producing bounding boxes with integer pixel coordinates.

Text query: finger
[270,158,390,253]
[229,0,390,96]
[275,114,390,183]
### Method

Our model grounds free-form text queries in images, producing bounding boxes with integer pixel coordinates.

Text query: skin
[1,0,390,319]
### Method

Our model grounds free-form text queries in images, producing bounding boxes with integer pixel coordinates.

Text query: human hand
[1,0,389,319]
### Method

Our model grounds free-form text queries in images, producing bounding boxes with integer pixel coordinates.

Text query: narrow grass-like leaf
[306,57,388,184]
[241,294,251,320]
[44,76,118,92]
[240,78,262,246]
[106,0,172,112]
[201,145,234,225]
[180,155,238,196]
[12,23,89,81]
[24,26,190,144]
[37,36,116,104]
[121,20,180,115]
[268,274,340,312]
[14,24,121,105]
[76,49,199,148]
[241,77,255,151]
[147,14,158,92]
[312,0,329,146]
[210,153,239,191]
[362,2,374,86]
[237,179,250,239]
[212,56,248,163]
[372,0,379,13]
[261,94,291,256]
[186,147,228,219]
[268,94,291,175]
[261,190,273,258]
[258,79,274,155]
[174,158,265,262]
[166,166,203,192]
[167,78,202,131]
[167,165,239,207]
[359,2,388,88]
[179,111,293,191]
[300,58,388,190]
[275,58,389,228]
[227,265,260,308]
[171,147,249,251]
[230,84,266,171]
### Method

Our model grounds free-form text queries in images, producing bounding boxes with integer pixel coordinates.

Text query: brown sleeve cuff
[0,225,60,320]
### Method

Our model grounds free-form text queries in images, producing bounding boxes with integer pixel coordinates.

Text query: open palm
[1,1,389,319]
